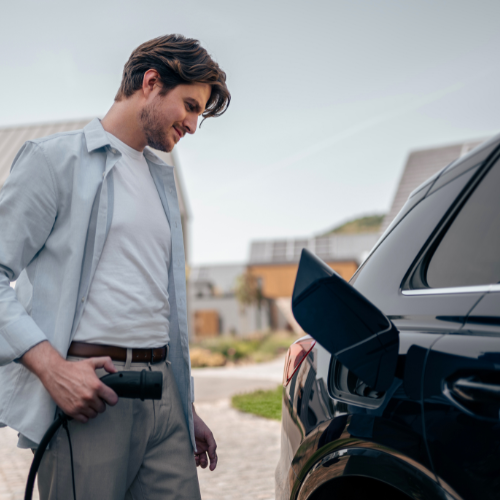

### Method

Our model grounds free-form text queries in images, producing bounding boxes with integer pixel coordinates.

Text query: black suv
[276,135,500,500]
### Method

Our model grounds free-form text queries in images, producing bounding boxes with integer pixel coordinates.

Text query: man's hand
[21,340,118,422]
[193,405,217,471]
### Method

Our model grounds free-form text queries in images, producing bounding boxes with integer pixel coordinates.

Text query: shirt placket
[70,147,120,339]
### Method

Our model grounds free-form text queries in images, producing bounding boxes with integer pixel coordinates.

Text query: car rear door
[419,154,500,500]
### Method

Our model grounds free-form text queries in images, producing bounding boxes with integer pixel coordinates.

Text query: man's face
[140,82,211,153]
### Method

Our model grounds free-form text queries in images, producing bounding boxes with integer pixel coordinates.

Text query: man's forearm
[21,340,64,382]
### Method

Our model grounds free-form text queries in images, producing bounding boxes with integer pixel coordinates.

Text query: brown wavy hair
[115,34,230,122]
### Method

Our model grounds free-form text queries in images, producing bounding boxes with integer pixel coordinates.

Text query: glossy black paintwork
[276,134,500,500]
[422,318,500,500]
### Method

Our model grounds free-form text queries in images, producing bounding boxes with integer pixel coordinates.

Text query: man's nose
[184,115,198,134]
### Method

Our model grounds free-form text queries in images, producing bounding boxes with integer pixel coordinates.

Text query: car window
[426,158,500,288]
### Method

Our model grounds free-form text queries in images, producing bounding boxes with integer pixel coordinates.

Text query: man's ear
[142,69,161,98]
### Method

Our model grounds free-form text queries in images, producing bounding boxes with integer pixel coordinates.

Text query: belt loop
[125,348,132,369]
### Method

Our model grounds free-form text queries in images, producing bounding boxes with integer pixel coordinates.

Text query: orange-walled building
[247,234,379,331]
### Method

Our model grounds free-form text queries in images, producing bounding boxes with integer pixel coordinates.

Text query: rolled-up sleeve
[0,141,58,365]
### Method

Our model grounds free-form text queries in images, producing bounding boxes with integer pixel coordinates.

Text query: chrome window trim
[403,284,500,296]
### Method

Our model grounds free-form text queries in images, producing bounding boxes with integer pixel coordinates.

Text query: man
[0,34,230,499]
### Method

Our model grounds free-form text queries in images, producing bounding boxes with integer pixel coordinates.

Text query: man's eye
[186,103,194,112]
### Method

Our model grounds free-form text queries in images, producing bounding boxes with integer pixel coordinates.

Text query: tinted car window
[426,159,500,288]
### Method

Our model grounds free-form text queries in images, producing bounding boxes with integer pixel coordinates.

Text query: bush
[190,330,297,365]
[190,347,227,368]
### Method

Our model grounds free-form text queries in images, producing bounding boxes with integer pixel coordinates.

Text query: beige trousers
[38,357,201,500]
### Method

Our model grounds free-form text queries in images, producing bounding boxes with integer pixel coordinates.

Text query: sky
[2,0,500,264]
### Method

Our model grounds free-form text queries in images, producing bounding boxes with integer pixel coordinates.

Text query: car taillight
[283,337,316,386]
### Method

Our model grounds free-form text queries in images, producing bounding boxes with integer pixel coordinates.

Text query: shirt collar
[83,118,111,152]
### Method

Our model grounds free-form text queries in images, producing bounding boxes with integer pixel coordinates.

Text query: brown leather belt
[68,341,168,364]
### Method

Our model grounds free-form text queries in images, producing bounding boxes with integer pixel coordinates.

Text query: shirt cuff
[0,315,48,365]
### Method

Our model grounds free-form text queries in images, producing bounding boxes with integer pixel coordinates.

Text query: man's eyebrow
[186,97,203,114]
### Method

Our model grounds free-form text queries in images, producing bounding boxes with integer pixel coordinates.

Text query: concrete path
[193,356,284,499]
[192,355,284,402]
[0,356,285,500]
[195,399,281,500]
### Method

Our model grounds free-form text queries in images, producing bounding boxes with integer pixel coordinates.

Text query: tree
[234,271,264,330]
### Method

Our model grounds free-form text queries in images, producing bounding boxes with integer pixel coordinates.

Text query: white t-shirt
[73,132,171,348]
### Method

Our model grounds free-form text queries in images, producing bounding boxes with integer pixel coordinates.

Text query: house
[248,233,379,332]
[188,264,271,338]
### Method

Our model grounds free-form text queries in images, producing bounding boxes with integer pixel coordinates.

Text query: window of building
[426,159,500,288]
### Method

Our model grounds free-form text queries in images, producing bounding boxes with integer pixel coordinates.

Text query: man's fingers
[97,382,119,406]
[89,396,107,414]
[82,407,98,420]
[89,356,117,374]
[206,432,218,471]
[198,452,208,469]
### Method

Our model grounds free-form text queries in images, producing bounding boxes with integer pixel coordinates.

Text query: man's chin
[147,141,174,154]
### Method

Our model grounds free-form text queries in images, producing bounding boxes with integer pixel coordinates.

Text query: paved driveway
[0,356,285,500]
[193,356,284,499]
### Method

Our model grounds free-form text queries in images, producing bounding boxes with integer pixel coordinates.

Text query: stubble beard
[139,101,172,153]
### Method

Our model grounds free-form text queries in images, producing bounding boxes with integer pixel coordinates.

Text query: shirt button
[169,188,173,193]
[111,148,117,154]
[81,297,85,303]
[102,172,105,178]
[175,222,178,228]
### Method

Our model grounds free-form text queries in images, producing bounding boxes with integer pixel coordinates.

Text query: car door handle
[443,374,500,421]
[451,376,500,404]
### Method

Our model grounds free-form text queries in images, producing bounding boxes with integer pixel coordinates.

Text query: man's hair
[115,34,230,121]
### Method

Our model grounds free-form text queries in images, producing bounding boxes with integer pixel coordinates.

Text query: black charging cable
[62,419,77,500]
[24,369,163,500]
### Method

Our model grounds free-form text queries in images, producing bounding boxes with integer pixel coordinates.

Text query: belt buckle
[151,348,155,364]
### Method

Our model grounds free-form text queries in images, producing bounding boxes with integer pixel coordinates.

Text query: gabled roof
[0,119,189,221]
[380,138,486,233]
[0,119,90,188]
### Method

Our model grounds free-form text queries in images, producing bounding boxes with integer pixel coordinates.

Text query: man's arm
[0,141,57,365]
[0,141,118,420]
[192,404,218,471]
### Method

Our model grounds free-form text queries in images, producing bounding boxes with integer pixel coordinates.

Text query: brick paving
[195,399,280,500]
[0,427,39,500]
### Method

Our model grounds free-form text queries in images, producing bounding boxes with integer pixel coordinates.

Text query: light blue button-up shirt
[0,118,195,448]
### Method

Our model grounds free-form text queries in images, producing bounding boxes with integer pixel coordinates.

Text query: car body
[276,134,500,500]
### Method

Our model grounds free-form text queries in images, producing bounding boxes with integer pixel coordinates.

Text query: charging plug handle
[100,370,163,400]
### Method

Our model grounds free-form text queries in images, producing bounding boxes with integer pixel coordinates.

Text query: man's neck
[101,98,147,152]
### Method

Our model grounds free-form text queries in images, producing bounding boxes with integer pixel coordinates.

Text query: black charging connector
[100,370,162,400]
[24,369,163,500]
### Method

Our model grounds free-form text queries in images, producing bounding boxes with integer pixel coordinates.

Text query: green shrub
[191,331,296,365]
[231,386,283,420]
